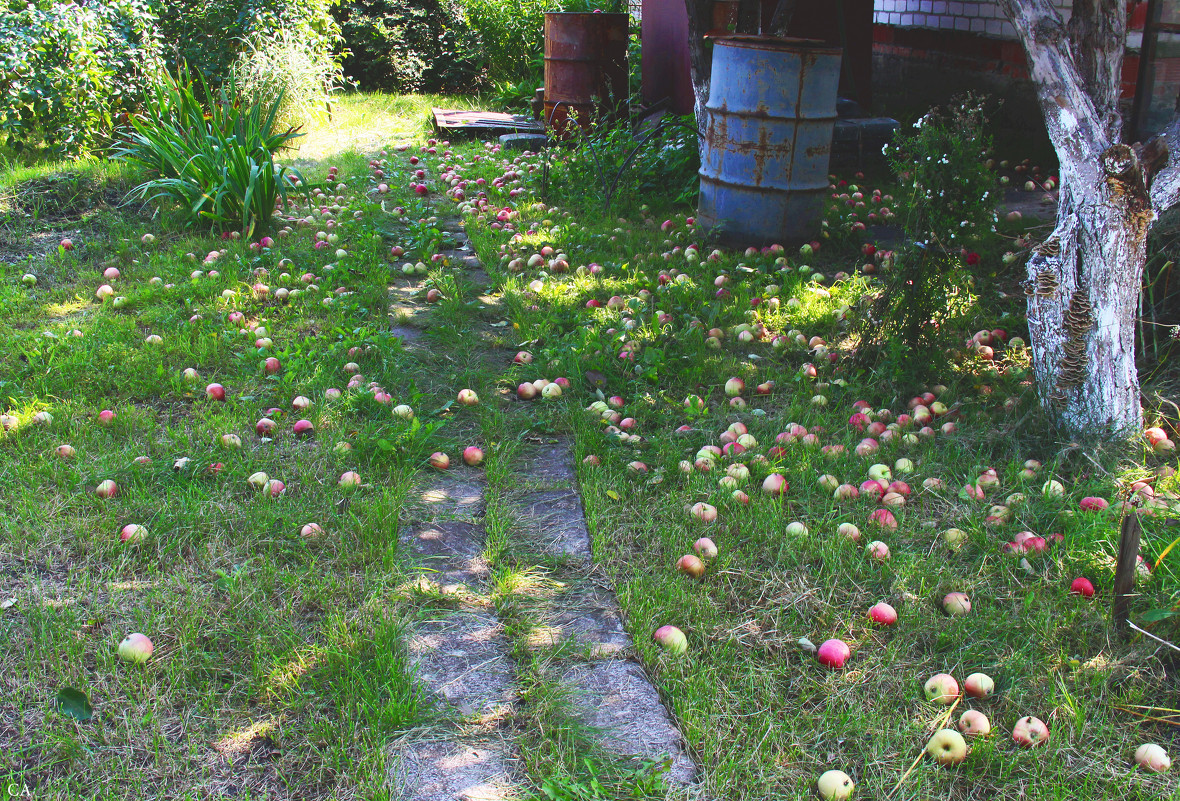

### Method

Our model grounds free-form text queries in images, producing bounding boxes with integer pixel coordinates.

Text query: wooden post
[1113,511,1142,635]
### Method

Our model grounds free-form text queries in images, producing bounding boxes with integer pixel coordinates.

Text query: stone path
[384,220,698,799]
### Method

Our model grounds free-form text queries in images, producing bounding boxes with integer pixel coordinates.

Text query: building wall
[871,0,1072,38]
[869,0,1146,153]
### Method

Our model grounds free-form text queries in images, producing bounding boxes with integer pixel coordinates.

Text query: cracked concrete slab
[516,489,590,559]
[561,660,697,787]
[518,441,578,484]
[527,586,632,657]
[417,473,486,518]
[390,738,521,801]
[402,521,490,587]
[408,611,515,718]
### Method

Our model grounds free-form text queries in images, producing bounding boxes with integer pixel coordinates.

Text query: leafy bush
[149,0,341,81]
[549,115,700,214]
[0,0,165,158]
[332,0,480,93]
[853,96,996,384]
[149,0,342,130]
[456,0,548,85]
[115,71,308,238]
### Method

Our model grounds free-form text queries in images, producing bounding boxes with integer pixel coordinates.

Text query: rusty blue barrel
[698,36,842,244]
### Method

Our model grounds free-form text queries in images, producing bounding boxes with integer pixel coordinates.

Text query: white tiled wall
[872,0,1073,38]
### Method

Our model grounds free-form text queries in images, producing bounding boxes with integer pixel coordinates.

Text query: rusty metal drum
[698,36,842,244]
[544,12,629,138]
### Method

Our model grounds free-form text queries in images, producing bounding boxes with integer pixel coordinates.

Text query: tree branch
[998,0,1109,182]
[1147,116,1180,214]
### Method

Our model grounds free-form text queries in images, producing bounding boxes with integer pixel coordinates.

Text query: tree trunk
[1025,161,1149,435]
[1000,0,1151,436]
[684,0,713,121]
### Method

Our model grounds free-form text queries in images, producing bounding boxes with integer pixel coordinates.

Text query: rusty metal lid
[706,34,842,56]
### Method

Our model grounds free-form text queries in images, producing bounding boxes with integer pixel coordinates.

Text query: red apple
[868,601,898,625]
[120,524,147,543]
[963,672,994,698]
[943,592,971,616]
[1012,715,1049,747]
[117,633,153,663]
[924,673,960,704]
[693,537,719,559]
[958,709,991,736]
[95,479,118,499]
[206,383,226,401]
[463,445,484,466]
[817,638,851,669]
[292,419,314,437]
[676,554,705,578]
[429,452,450,470]
[1069,577,1095,597]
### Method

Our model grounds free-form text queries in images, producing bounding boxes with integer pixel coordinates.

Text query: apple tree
[989,0,1180,437]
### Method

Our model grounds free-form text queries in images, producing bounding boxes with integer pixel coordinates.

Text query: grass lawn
[1,91,1178,801]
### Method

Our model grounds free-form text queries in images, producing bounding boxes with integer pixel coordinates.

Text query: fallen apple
[1069,577,1095,597]
[1012,715,1049,747]
[925,729,968,765]
[95,479,118,499]
[868,601,898,625]
[942,592,971,616]
[117,632,154,663]
[816,769,854,801]
[958,709,991,736]
[120,524,147,543]
[300,523,323,538]
[1134,743,1171,773]
[653,624,688,654]
[206,383,226,402]
[817,638,850,669]
[677,554,705,578]
[693,537,719,559]
[963,672,994,698]
[924,673,960,705]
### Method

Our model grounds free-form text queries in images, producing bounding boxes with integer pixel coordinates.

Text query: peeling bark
[1002,0,1150,435]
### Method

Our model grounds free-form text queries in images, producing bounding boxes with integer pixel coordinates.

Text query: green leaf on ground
[55,687,94,721]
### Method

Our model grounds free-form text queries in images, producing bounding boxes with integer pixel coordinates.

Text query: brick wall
[871,1,1073,38]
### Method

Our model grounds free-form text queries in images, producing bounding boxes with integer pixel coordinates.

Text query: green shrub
[549,115,699,214]
[0,0,165,158]
[149,0,341,81]
[456,0,548,85]
[852,96,996,385]
[333,0,480,93]
[149,0,343,129]
[115,71,309,239]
